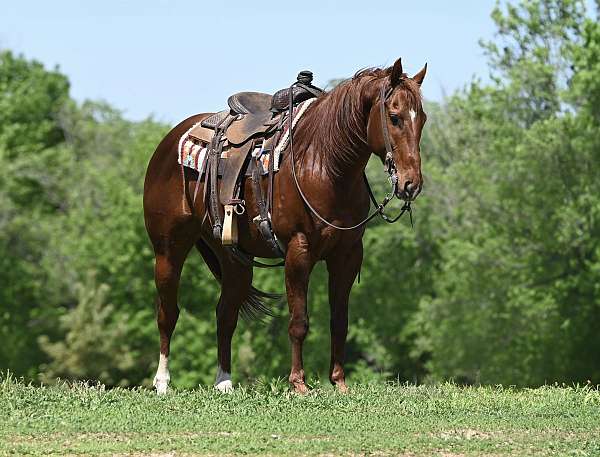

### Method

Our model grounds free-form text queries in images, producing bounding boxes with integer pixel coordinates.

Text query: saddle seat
[227,91,272,115]
[190,110,275,146]
[192,93,276,146]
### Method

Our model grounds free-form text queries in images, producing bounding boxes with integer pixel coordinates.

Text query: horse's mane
[294,66,423,178]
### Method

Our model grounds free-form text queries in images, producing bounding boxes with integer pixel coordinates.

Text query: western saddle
[187,71,324,263]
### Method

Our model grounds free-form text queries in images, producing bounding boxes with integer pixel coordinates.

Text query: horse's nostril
[405,181,414,195]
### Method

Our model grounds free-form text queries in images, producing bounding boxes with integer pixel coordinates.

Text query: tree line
[1,0,599,387]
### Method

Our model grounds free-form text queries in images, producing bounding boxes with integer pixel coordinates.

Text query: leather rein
[288,83,412,231]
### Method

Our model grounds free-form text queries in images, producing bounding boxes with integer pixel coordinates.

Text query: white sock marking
[153,353,170,395]
[215,366,233,393]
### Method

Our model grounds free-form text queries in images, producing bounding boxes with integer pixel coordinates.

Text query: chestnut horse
[143,58,427,394]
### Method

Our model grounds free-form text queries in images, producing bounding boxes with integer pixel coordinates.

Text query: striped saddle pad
[177,98,316,176]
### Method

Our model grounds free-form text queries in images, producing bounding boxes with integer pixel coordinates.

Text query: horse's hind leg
[151,234,195,394]
[196,240,252,392]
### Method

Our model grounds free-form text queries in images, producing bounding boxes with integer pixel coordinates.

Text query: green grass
[1,375,600,456]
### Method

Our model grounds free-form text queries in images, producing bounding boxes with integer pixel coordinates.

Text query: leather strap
[267,114,286,216]
[379,85,399,191]
[209,142,222,239]
[202,114,237,240]
[379,86,394,165]
[296,82,324,99]
[249,159,286,257]
[229,246,285,268]
[363,172,412,226]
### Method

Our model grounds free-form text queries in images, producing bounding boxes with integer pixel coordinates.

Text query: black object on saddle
[271,71,324,112]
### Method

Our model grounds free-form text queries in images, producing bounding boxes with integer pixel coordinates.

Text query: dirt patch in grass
[435,429,496,441]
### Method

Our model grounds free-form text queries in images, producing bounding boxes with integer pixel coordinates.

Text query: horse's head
[367,58,427,201]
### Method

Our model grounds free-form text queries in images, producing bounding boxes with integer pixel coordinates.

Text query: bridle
[288,82,413,231]
[380,85,400,197]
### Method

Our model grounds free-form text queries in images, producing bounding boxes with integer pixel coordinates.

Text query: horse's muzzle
[396,180,421,202]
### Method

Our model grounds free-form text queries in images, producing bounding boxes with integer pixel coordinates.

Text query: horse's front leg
[326,241,363,392]
[284,233,315,393]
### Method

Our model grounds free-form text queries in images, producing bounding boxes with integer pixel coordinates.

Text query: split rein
[288,83,413,231]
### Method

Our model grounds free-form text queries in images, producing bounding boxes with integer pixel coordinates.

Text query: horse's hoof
[154,378,169,395]
[335,382,349,394]
[292,382,309,395]
[215,380,234,393]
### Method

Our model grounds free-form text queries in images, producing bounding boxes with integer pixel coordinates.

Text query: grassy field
[1,375,600,456]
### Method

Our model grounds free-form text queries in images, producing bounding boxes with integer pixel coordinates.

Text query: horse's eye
[390,114,403,127]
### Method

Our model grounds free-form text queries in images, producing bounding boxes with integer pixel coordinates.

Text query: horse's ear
[390,58,403,87]
[412,63,427,86]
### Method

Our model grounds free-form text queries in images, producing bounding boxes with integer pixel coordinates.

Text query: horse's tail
[240,286,282,321]
[195,239,281,321]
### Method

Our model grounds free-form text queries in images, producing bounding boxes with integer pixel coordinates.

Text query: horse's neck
[301,87,373,183]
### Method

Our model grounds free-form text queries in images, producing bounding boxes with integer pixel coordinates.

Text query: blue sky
[1,0,497,123]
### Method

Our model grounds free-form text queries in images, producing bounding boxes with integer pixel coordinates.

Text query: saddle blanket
[178,98,316,175]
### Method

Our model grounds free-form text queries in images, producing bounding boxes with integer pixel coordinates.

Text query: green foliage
[38,273,136,386]
[0,51,71,376]
[412,0,600,385]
